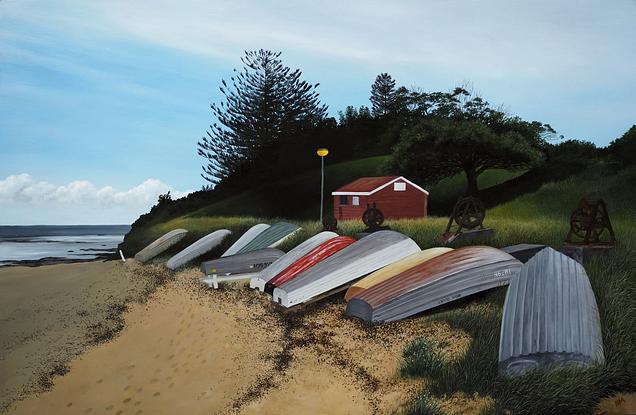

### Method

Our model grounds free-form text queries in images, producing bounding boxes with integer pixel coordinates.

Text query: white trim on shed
[332,176,429,196]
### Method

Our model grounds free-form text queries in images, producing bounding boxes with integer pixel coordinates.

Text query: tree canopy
[197,50,328,184]
[384,90,549,195]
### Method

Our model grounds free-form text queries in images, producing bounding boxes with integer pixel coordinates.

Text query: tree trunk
[464,168,479,196]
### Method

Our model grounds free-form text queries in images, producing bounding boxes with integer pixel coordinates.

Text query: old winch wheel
[362,205,384,229]
[322,215,338,232]
[453,197,485,230]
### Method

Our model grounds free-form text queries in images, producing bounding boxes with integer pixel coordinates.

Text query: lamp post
[316,148,329,222]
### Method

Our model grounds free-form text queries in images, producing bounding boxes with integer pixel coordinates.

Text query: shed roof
[332,176,429,196]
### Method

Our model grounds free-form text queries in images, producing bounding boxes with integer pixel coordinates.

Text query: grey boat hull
[498,247,604,377]
[200,248,284,276]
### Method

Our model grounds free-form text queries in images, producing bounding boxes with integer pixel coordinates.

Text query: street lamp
[316,148,329,221]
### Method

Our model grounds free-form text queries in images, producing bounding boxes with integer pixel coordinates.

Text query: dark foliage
[370,73,397,117]
[384,88,552,195]
[606,125,636,167]
[197,50,328,184]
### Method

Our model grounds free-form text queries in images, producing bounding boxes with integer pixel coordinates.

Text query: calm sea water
[0,225,131,266]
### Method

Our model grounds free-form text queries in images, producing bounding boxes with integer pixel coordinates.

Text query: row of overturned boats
[134,223,605,377]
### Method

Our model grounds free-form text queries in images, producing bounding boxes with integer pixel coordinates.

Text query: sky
[1,0,635,225]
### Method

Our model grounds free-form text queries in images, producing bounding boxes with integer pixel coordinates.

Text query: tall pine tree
[370,73,396,117]
[198,50,328,184]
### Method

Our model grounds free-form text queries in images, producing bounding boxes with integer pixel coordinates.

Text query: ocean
[0,225,131,266]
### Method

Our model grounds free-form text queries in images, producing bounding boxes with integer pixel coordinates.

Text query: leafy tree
[370,73,397,117]
[607,125,636,167]
[386,118,546,195]
[197,50,328,184]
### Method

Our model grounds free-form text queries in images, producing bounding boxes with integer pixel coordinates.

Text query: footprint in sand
[123,398,132,404]
[134,401,142,406]
[169,382,175,388]
[105,404,114,410]
[96,379,103,384]
[153,392,161,397]
[135,411,143,415]
[116,410,123,415]
[66,402,73,407]
[149,378,159,384]
[84,408,93,413]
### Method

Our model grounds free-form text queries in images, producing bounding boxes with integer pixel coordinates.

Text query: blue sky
[1,0,635,224]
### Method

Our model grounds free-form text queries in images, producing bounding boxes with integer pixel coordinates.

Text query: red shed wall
[333,181,427,220]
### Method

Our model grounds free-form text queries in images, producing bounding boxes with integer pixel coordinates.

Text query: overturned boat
[346,246,521,323]
[264,236,357,293]
[249,231,338,292]
[200,248,284,289]
[134,229,188,263]
[166,229,231,270]
[221,223,270,257]
[272,230,420,308]
[235,222,300,254]
[344,247,453,301]
[498,247,604,377]
[501,243,546,263]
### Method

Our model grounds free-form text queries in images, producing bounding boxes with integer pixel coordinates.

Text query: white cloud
[0,174,192,224]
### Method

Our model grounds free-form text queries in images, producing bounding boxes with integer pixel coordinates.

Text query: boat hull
[235,222,300,254]
[200,248,284,276]
[221,224,270,257]
[249,231,338,292]
[346,246,521,323]
[134,229,188,263]
[498,247,604,377]
[344,247,453,301]
[272,230,420,308]
[264,236,357,293]
[166,229,231,270]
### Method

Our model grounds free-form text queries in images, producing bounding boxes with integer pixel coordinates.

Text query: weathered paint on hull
[235,222,300,254]
[346,246,521,323]
[221,223,270,257]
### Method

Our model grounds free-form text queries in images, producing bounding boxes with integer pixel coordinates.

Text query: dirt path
[5,264,473,415]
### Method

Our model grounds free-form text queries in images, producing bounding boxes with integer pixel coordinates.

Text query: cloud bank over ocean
[0,174,191,225]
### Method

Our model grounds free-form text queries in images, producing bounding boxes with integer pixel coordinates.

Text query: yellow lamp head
[316,148,329,157]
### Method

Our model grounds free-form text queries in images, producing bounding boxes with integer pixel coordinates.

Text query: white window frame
[352,196,360,206]
[393,182,406,191]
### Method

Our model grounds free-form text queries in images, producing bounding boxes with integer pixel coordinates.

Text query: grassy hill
[121,156,526,254]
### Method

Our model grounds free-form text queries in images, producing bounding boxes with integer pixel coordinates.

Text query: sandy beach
[1,261,484,414]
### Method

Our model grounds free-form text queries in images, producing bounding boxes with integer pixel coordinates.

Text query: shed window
[339,195,348,205]
[394,182,406,191]
[352,196,360,206]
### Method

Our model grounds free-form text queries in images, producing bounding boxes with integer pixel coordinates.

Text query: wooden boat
[264,236,357,293]
[134,229,188,263]
[272,231,420,308]
[221,223,270,257]
[235,222,300,254]
[249,231,338,292]
[501,243,546,263]
[346,246,521,323]
[498,247,604,377]
[166,229,231,270]
[200,248,284,289]
[344,247,453,301]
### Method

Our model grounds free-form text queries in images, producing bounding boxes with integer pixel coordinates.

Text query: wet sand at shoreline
[0,260,167,412]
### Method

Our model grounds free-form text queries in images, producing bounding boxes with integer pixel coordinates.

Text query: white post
[320,155,324,221]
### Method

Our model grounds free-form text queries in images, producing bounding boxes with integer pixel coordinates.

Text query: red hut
[332,176,428,220]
